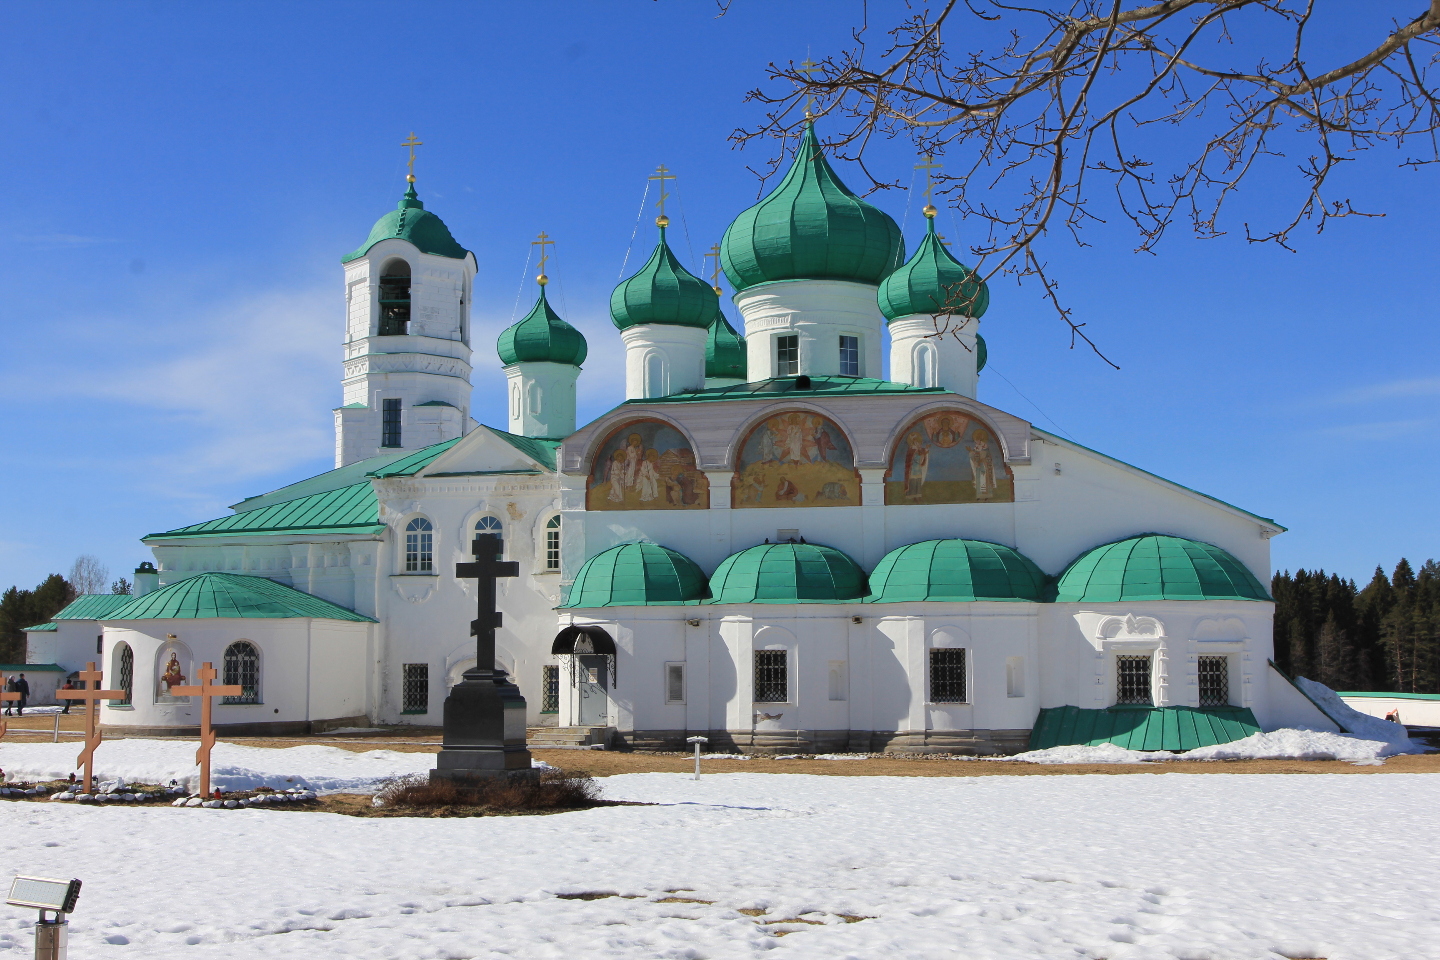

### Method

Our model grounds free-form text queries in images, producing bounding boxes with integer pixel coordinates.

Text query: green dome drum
[1053,535,1271,602]
[611,228,718,330]
[562,542,710,607]
[866,539,1046,603]
[342,184,470,263]
[498,286,588,366]
[707,541,868,604]
[878,217,989,322]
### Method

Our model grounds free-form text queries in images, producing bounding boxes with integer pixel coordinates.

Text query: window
[111,642,133,706]
[1198,656,1229,707]
[402,663,429,713]
[929,648,967,703]
[540,664,559,713]
[775,334,799,377]
[1116,655,1153,705]
[473,516,504,558]
[1006,656,1026,698]
[405,517,434,572]
[645,353,665,398]
[382,398,403,448]
[665,663,686,703]
[222,641,260,704]
[914,342,936,388]
[839,335,859,376]
[754,650,788,702]
[96,634,102,655]
[828,660,848,701]
[544,515,561,571]
[378,259,411,335]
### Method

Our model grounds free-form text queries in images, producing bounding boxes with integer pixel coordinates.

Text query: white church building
[28,125,1338,751]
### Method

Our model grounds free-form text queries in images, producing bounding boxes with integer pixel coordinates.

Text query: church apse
[732,411,860,508]
[587,419,709,510]
[885,411,1014,505]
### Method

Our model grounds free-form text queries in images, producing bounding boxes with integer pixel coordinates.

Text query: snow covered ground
[0,771,1436,959]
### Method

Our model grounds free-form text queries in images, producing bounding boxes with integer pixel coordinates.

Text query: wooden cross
[915,154,942,206]
[170,662,242,799]
[401,131,423,182]
[798,57,820,116]
[55,663,124,795]
[0,687,18,740]
[532,231,555,284]
[455,534,520,681]
[705,242,723,294]
[648,164,676,221]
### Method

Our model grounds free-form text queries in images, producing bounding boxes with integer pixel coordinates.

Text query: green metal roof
[705,309,746,380]
[22,623,56,632]
[52,595,140,620]
[105,573,375,622]
[707,542,868,604]
[341,183,470,263]
[498,286,588,366]
[561,542,710,607]
[611,226,718,330]
[364,437,463,478]
[147,482,383,541]
[0,663,64,672]
[625,376,944,405]
[1053,535,1271,603]
[233,438,460,512]
[484,427,561,469]
[1337,691,1440,700]
[1029,705,1261,752]
[866,539,1046,603]
[878,216,989,322]
[721,122,905,292]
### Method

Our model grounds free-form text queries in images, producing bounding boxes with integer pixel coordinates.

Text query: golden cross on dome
[401,132,424,182]
[649,164,676,226]
[798,56,821,117]
[705,243,723,294]
[532,232,555,285]
[915,154,942,217]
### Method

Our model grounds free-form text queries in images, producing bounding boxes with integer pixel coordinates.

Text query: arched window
[378,259,411,335]
[544,515,561,570]
[223,641,260,704]
[405,517,434,572]
[914,342,936,389]
[473,515,504,558]
[645,354,665,398]
[110,642,133,706]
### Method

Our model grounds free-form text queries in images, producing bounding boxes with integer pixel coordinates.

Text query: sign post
[687,736,708,780]
[169,662,242,798]
[55,664,123,795]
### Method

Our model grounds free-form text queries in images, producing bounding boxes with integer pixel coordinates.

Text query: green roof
[1053,535,1271,603]
[53,595,140,620]
[611,226,718,330]
[1029,705,1261,752]
[233,438,460,511]
[498,286,588,366]
[705,309,746,380]
[866,539,1046,603]
[625,376,944,405]
[707,542,868,604]
[104,573,375,622]
[1337,691,1440,701]
[484,427,561,469]
[878,216,989,321]
[365,437,463,477]
[341,183,470,263]
[976,333,987,373]
[22,623,56,632]
[561,542,710,607]
[148,481,383,541]
[0,663,64,672]
[721,122,904,292]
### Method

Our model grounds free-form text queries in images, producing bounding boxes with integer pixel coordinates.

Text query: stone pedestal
[431,668,536,783]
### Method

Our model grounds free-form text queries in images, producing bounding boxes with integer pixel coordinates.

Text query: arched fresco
[732,411,860,508]
[587,420,709,510]
[885,411,1014,505]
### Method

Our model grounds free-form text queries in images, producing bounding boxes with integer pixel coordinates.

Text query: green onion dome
[720,123,905,292]
[866,539,1046,603]
[561,542,710,607]
[877,216,989,321]
[707,541,868,604]
[610,227,719,330]
[1053,534,1271,603]
[705,308,746,379]
[976,333,987,372]
[497,286,587,366]
[342,183,470,263]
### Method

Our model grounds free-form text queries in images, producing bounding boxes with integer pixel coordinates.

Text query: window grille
[839,335,859,376]
[544,516,561,570]
[474,516,504,558]
[222,641,260,704]
[929,648,967,702]
[1198,656,1229,707]
[405,517,433,572]
[754,650,788,702]
[540,664,559,713]
[382,398,403,447]
[775,334,799,377]
[402,663,429,714]
[111,643,133,706]
[1116,655,1153,705]
[378,265,411,335]
[665,663,686,703]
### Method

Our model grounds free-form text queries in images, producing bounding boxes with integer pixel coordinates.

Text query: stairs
[526,725,612,749]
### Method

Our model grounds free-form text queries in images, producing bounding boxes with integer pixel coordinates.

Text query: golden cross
[705,243,723,294]
[55,662,124,795]
[171,662,243,799]
[798,57,821,117]
[648,164,676,224]
[532,231,555,285]
[401,132,424,183]
[915,154,942,207]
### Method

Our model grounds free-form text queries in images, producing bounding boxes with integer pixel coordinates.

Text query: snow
[1294,676,1427,752]
[1010,726,1425,765]
[0,771,1435,959]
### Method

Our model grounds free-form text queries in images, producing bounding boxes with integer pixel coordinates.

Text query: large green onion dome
[561,542,709,607]
[705,308,746,379]
[720,123,905,292]
[497,285,587,366]
[866,539,1046,603]
[707,541,868,604]
[342,183,470,263]
[610,227,719,330]
[877,216,989,321]
[1053,535,1271,603]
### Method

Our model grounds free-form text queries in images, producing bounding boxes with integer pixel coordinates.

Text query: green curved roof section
[1053,535,1271,603]
[708,542,868,604]
[705,309,747,379]
[23,622,56,632]
[52,594,142,620]
[976,333,987,373]
[1030,705,1261,751]
[498,286,588,366]
[148,481,384,541]
[610,227,718,330]
[561,542,710,607]
[721,122,905,292]
[878,217,989,321]
[341,183,470,263]
[625,375,944,405]
[104,573,375,622]
[866,539,1046,603]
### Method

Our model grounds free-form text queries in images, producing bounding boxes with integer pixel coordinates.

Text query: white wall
[734,280,883,380]
[621,324,707,400]
[505,361,579,438]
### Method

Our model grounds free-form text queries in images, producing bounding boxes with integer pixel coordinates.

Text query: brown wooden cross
[170,662,242,798]
[55,663,124,795]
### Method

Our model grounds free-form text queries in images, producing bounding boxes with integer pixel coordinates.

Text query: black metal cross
[454,534,520,678]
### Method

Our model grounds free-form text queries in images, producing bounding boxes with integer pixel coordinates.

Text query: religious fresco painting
[733,411,860,508]
[885,412,1014,505]
[587,420,709,510]
[154,641,193,704]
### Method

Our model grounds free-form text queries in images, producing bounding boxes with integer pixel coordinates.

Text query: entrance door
[577,655,609,726]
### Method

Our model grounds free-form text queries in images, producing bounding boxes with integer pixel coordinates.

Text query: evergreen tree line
[1273,559,1440,694]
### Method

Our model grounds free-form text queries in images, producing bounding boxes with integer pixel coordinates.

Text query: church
[27,125,1338,752]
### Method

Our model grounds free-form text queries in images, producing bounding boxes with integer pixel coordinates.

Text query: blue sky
[1,0,1435,592]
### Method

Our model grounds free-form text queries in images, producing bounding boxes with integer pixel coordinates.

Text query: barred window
[544,515,561,570]
[1198,656,1230,707]
[540,664,559,713]
[474,515,504,558]
[775,334,799,377]
[929,648,967,703]
[382,398,403,447]
[665,662,686,703]
[405,517,433,572]
[222,641,260,704]
[378,259,411,335]
[402,663,429,714]
[111,642,133,706]
[1116,655,1153,705]
[754,650,788,703]
[839,335,859,376]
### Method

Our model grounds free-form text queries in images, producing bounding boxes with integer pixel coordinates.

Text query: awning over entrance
[551,625,617,657]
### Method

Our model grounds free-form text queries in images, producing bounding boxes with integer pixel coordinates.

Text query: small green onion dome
[1053,534,1271,603]
[877,217,989,321]
[707,541,868,604]
[561,542,710,607]
[721,123,905,292]
[866,539,1046,603]
[976,333,987,372]
[705,309,746,379]
[610,227,719,330]
[342,183,470,263]
[497,286,587,366]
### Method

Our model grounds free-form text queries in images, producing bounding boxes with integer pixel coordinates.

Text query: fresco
[587,420,709,510]
[733,411,859,508]
[885,411,1014,505]
[154,641,193,704]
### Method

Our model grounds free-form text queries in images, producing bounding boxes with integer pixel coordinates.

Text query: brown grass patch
[736,908,767,917]
[372,770,603,817]
[654,896,715,904]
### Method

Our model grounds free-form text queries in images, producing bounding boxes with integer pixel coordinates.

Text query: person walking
[60,679,75,714]
[15,674,29,716]
[2,677,14,716]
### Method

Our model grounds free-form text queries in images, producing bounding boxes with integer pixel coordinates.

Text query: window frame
[1115,654,1154,706]
[928,647,968,703]
[540,664,560,714]
[401,662,429,714]
[775,334,799,377]
[839,335,860,377]
[404,516,434,573]
[222,640,261,705]
[473,515,504,558]
[1198,655,1230,708]
[753,649,789,703]
[109,642,133,706]
[665,662,686,704]
[543,515,561,571]
[381,398,403,448]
